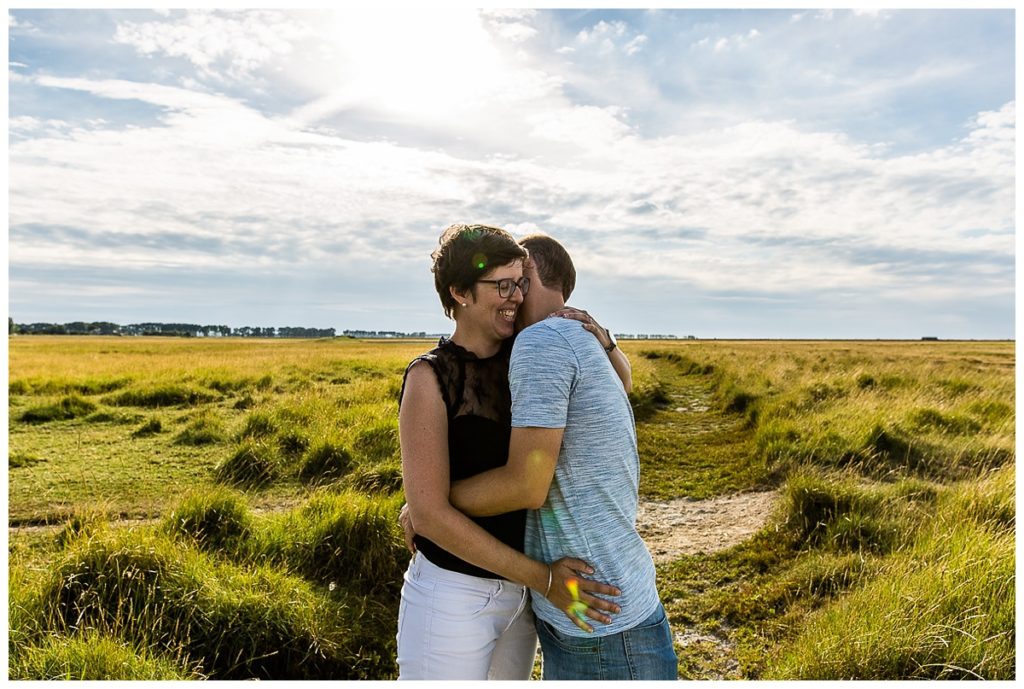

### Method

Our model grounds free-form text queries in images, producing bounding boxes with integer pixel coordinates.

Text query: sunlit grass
[8,336,1014,679]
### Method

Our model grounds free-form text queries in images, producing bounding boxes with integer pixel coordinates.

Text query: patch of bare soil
[637,490,780,563]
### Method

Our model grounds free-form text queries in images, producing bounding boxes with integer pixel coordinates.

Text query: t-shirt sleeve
[510,323,577,429]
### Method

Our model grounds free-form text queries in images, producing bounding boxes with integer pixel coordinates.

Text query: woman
[396,224,623,680]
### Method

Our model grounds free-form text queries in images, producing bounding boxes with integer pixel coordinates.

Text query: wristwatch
[603,328,617,353]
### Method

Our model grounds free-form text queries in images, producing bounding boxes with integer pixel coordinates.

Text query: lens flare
[472,252,487,270]
[565,576,589,624]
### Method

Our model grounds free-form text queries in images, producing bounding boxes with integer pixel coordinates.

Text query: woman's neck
[449,323,502,359]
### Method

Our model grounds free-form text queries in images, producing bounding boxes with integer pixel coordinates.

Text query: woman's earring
[460,303,467,307]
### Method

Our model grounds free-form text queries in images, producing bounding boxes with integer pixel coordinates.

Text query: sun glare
[322,8,502,119]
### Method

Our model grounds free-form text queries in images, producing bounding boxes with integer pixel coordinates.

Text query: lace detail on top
[399,336,513,426]
[398,336,523,579]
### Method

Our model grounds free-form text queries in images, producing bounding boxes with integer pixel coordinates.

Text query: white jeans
[396,552,538,680]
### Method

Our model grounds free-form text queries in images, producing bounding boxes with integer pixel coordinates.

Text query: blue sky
[7,7,1016,338]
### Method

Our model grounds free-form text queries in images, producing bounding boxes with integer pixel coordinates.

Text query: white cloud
[624,35,648,56]
[574,19,647,57]
[702,28,761,53]
[493,21,538,43]
[483,7,538,43]
[113,9,309,81]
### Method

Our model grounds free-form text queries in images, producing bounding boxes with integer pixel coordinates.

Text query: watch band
[603,328,616,353]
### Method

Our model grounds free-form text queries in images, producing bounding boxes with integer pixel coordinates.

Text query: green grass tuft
[346,462,404,494]
[19,395,97,424]
[766,518,1014,679]
[164,487,252,549]
[299,442,354,486]
[906,408,981,435]
[35,530,396,679]
[103,385,216,408]
[353,420,399,462]
[131,417,163,437]
[238,411,278,439]
[10,452,45,469]
[254,490,406,595]
[10,631,202,680]
[214,440,282,488]
[173,413,227,446]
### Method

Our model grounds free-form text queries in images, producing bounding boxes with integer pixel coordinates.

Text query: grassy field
[7,336,1015,679]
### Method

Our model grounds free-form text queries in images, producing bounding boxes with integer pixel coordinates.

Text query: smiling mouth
[499,308,516,322]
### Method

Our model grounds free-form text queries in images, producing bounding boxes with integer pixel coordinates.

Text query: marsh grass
[214,439,282,488]
[164,487,253,549]
[298,441,354,486]
[10,451,45,469]
[9,631,204,680]
[23,529,393,679]
[246,490,407,595]
[131,417,163,437]
[19,395,97,423]
[765,467,1015,679]
[8,336,1014,679]
[104,384,217,408]
[173,412,227,446]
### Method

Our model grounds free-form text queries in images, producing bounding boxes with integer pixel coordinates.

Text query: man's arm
[449,425,563,516]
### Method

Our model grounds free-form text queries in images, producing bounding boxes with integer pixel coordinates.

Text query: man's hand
[544,557,621,633]
[399,503,417,554]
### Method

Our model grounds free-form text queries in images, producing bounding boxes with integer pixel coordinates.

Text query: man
[449,233,677,680]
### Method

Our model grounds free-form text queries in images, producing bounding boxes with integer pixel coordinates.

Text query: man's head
[516,233,576,329]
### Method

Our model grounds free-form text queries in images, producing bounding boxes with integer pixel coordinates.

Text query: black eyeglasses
[477,277,530,298]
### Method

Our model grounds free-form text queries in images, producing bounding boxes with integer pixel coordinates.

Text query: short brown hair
[519,233,575,300]
[432,223,528,318]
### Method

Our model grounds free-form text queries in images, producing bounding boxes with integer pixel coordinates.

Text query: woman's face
[460,260,525,342]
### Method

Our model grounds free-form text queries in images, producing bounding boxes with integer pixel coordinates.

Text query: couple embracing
[396,224,677,680]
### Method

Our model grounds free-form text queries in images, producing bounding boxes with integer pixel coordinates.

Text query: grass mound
[35,530,395,679]
[256,491,406,595]
[780,472,936,554]
[766,519,1014,679]
[353,421,399,462]
[238,411,278,439]
[214,440,282,488]
[10,632,201,680]
[173,413,227,446]
[628,374,670,422]
[85,410,144,424]
[131,418,163,437]
[10,376,132,397]
[19,395,97,423]
[299,442,354,485]
[10,452,45,469]
[347,462,404,494]
[103,385,215,408]
[164,488,253,550]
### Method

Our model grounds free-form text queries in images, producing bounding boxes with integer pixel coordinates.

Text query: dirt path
[637,490,779,563]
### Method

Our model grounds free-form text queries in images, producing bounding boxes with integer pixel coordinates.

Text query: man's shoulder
[514,317,582,352]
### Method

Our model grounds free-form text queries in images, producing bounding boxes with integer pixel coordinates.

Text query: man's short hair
[519,233,576,301]
[432,223,528,318]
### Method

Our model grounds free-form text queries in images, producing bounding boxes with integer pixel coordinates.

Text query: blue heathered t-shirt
[510,315,660,638]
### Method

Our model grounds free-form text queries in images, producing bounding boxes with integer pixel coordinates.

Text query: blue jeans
[536,602,678,680]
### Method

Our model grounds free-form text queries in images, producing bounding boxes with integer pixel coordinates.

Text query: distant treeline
[9,319,336,339]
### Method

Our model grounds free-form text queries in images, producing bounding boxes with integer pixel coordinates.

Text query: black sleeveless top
[399,336,526,579]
